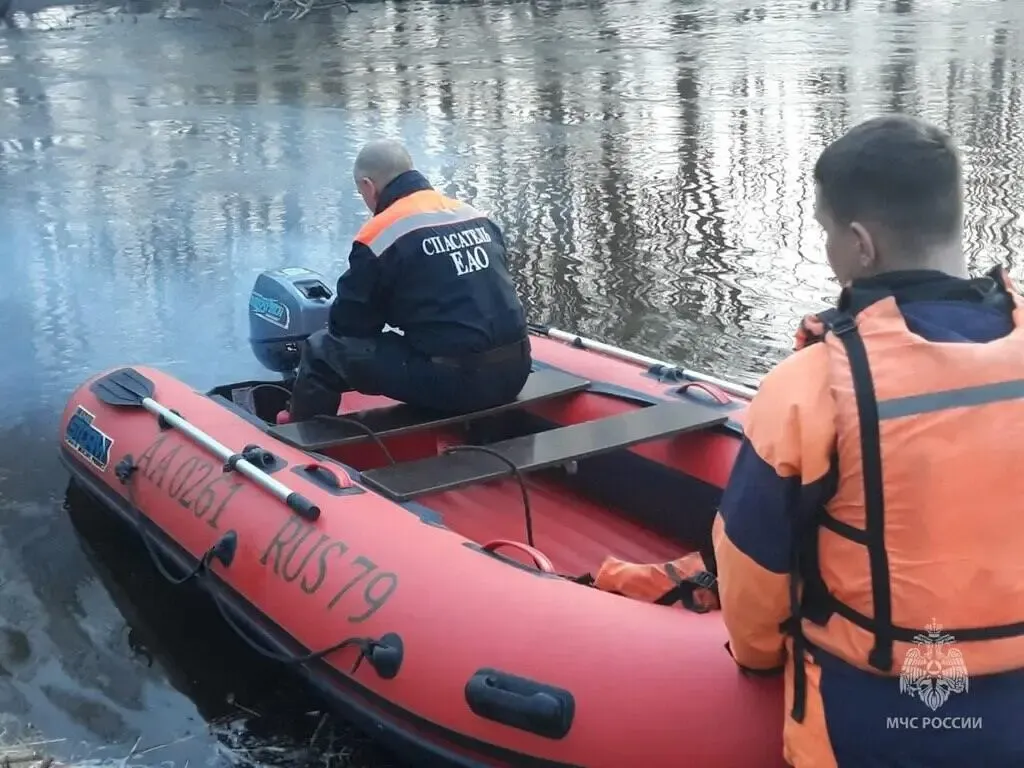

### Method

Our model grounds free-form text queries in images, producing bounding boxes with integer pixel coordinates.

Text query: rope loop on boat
[113,456,403,680]
[441,444,536,548]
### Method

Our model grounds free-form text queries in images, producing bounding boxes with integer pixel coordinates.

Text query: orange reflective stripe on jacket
[593,551,720,613]
[785,265,1024,721]
[355,189,486,256]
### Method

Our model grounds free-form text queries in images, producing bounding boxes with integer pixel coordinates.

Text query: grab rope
[324,416,396,465]
[441,444,535,548]
[114,456,402,680]
[251,384,397,466]
[205,588,401,677]
[115,460,229,585]
[249,382,293,400]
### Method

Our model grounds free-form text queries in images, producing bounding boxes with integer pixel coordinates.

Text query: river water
[0,0,1021,764]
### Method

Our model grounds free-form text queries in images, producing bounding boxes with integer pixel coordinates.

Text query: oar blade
[90,367,155,407]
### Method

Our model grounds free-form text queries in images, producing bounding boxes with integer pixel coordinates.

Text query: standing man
[285,139,532,422]
[713,114,1024,766]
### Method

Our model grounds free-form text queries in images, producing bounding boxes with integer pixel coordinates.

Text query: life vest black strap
[818,592,1024,642]
[985,264,1005,284]
[797,307,845,348]
[654,564,718,613]
[818,511,869,544]
[787,553,808,721]
[824,311,895,671]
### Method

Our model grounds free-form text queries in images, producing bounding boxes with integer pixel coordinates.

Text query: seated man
[285,139,532,422]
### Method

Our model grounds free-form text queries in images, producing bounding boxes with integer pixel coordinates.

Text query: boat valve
[358,632,404,680]
[115,455,137,485]
[208,530,238,568]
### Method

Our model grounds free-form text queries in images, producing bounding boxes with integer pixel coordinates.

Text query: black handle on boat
[286,492,320,521]
[465,668,575,740]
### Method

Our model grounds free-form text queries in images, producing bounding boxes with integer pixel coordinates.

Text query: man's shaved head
[353,139,415,188]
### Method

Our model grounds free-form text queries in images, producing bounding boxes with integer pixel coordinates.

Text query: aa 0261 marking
[134,434,244,529]
[261,517,398,623]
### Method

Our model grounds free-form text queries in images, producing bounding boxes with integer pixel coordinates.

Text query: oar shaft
[537,326,759,400]
[140,397,319,520]
[544,328,664,368]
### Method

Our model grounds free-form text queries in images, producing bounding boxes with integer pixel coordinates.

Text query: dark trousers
[288,329,532,421]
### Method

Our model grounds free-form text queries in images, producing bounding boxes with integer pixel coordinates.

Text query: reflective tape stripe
[877,378,1024,420]
[366,204,484,255]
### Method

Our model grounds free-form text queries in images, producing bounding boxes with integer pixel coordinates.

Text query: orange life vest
[785,265,1024,722]
[589,551,720,613]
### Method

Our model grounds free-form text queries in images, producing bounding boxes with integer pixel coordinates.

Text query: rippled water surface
[1,0,1023,764]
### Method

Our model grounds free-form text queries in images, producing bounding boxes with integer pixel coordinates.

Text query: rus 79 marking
[261,517,398,623]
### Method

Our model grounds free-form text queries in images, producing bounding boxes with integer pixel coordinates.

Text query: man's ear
[849,221,878,273]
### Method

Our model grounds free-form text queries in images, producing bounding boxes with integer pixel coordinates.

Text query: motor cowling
[248,267,333,374]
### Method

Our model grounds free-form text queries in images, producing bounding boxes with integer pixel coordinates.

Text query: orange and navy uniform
[713,268,1024,767]
[330,170,527,357]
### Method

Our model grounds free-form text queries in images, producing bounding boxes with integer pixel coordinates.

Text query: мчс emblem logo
[899,619,969,711]
[64,406,114,471]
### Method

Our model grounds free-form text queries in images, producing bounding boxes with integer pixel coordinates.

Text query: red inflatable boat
[58,268,786,768]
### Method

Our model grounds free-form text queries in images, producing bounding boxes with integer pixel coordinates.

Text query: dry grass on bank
[0,709,398,768]
[0,740,61,768]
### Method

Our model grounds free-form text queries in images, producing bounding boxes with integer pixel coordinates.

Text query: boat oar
[91,367,320,522]
[528,323,759,400]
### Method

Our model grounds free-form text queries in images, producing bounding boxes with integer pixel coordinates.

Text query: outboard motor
[248,267,333,375]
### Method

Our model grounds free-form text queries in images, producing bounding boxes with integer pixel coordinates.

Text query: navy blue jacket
[329,171,528,358]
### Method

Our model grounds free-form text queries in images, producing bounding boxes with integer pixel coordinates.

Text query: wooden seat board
[360,399,728,502]
[268,368,591,451]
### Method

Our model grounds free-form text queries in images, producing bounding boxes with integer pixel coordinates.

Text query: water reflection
[1,0,1023,761]
[3,1,1021,396]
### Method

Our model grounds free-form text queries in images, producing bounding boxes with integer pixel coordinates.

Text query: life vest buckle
[688,570,717,591]
[826,312,857,336]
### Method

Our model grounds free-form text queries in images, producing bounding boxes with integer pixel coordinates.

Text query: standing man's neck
[873,242,968,279]
[917,243,969,278]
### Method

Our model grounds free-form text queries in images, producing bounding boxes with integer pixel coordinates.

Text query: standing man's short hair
[813,114,963,254]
